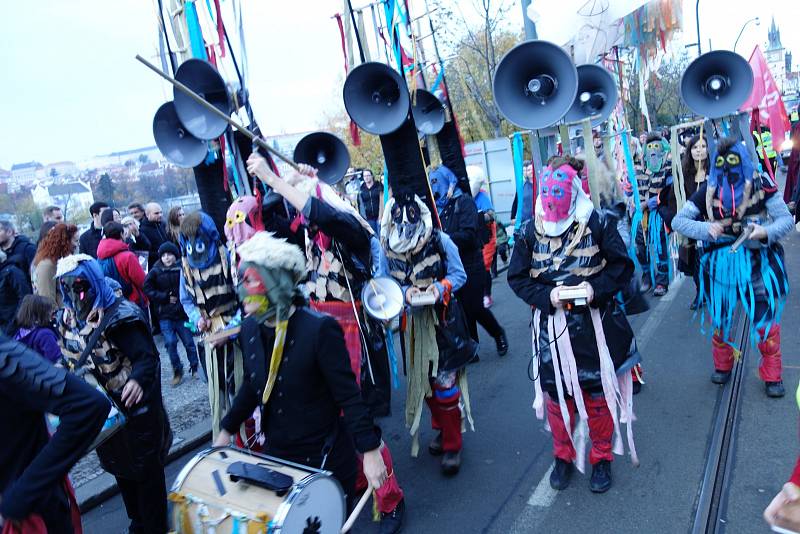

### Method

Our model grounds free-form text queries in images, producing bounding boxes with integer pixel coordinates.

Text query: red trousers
[355,445,405,514]
[712,324,782,382]
[426,380,463,453]
[546,393,613,465]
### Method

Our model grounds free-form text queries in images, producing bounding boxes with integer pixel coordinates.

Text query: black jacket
[221,309,381,466]
[508,211,637,392]
[0,337,109,527]
[79,222,103,259]
[0,261,31,334]
[439,193,484,277]
[126,232,152,254]
[143,261,187,321]
[3,235,36,282]
[139,219,168,268]
[358,182,382,221]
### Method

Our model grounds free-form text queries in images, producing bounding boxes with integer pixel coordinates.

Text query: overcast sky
[1,0,797,170]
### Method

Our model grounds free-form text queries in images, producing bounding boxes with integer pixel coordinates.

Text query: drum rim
[171,446,336,493]
[270,472,346,532]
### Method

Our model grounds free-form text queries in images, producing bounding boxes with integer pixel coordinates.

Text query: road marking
[527,464,557,507]
[635,275,685,351]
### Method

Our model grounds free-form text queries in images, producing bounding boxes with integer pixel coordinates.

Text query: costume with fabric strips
[285,175,406,523]
[508,159,639,492]
[634,134,673,294]
[430,166,508,356]
[381,191,471,475]
[178,211,242,437]
[672,139,793,397]
[218,232,385,514]
[56,254,172,533]
[0,336,109,534]
[469,166,498,303]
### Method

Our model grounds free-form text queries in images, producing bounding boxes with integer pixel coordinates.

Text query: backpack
[99,256,133,298]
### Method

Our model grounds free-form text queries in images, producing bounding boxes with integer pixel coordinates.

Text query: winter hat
[158,241,181,259]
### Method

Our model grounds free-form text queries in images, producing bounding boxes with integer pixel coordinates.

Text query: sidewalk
[72,336,212,511]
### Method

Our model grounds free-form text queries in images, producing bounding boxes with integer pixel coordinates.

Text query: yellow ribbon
[262,319,289,404]
[168,492,194,534]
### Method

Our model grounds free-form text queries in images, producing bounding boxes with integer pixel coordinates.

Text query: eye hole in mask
[392,204,403,224]
[550,184,565,199]
[195,240,205,253]
[647,142,661,151]
[725,154,740,166]
[553,170,569,182]
[715,155,725,168]
[405,205,420,224]
[186,242,193,254]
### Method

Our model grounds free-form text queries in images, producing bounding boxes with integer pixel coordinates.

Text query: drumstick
[341,484,373,533]
[204,326,242,345]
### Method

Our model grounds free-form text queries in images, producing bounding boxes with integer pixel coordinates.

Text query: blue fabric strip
[185,1,208,60]
[434,385,459,400]
[511,132,525,242]
[385,328,400,389]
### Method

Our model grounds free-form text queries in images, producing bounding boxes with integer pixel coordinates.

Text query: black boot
[640,275,652,293]
[549,458,574,490]
[711,370,731,384]
[766,381,786,398]
[428,432,443,456]
[441,451,461,475]
[589,460,612,493]
[632,381,642,395]
[380,498,405,534]
[495,330,509,356]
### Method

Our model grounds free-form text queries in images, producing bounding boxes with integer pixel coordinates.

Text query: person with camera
[508,156,640,494]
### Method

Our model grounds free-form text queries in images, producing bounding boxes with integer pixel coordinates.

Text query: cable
[528,314,569,382]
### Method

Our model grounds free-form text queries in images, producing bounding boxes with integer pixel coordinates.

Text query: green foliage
[97,173,115,203]
[625,53,691,133]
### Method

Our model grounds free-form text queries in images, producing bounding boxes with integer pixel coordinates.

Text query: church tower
[765,17,786,93]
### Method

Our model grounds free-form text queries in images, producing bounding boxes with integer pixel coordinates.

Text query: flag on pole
[742,46,790,152]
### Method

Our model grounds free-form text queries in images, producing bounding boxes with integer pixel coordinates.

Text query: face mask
[645,140,667,173]
[185,236,213,269]
[709,143,755,214]
[539,164,578,222]
[429,172,451,210]
[61,275,97,322]
[224,196,261,246]
[391,197,422,240]
[237,264,273,323]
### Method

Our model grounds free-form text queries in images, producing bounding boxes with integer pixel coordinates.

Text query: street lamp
[734,17,760,52]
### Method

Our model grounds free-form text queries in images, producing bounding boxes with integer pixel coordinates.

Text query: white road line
[523,276,686,510]
[527,464,557,507]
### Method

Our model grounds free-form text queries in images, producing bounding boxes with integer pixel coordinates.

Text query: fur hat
[237,232,306,278]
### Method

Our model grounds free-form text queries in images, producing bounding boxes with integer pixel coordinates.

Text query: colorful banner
[742,46,790,152]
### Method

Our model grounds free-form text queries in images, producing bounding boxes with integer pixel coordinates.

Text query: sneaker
[766,381,786,398]
[640,276,652,293]
[428,432,443,456]
[495,330,509,357]
[711,370,731,384]
[441,450,461,476]
[380,499,405,534]
[589,460,612,493]
[483,296,493,308]
[653,285,667,297]
[549,458,574,490]
[171,372,183,387]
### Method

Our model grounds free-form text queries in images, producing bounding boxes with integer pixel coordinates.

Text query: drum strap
[320,419,340,471]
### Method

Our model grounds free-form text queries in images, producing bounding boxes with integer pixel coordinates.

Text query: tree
[429,0,519,141]
[138,154,150,165]
[14,197,43,234]
[625,53,691,133]
[97,173,115,204]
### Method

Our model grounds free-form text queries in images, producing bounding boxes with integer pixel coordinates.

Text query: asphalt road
[82,232,800,533]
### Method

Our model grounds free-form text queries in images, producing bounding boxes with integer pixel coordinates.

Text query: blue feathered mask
[708,140,755,216]
[56,254,117,324]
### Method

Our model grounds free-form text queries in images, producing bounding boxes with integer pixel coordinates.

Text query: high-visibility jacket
[753,130,777,159]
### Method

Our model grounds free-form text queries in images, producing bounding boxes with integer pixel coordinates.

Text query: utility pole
[520,0,538,40]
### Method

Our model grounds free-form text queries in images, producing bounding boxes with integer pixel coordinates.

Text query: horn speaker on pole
[680,50,754,119]
[173,59,232,140]
[152,102,208,168]
[564,64,619,127]
[343,62,410,135]
[492,40,578,130]
[412,89,445,135]
[293,132,351,185]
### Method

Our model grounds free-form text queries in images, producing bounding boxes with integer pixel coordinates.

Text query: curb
[77,418,212,512]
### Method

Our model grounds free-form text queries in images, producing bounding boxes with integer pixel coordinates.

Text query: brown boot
[441,450,461,475]
[171,372,183,387]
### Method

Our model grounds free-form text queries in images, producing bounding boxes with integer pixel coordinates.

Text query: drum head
[277,475,345,534]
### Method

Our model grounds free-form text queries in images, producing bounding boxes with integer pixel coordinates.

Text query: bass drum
[170,446,345,533]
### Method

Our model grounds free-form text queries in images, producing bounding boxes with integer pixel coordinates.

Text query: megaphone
[293,131,351,185]
[492,40,578,130]
[343,62,410,135]
[564,64,619,126]
[173,59,232,140]
[152,102,208,168]
[412,89,445,135]
[680,50,754,119]
[361,277,405,321]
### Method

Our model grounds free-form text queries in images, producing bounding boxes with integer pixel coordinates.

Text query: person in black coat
[0,250,32,335]
[508,156,639,494]
[429,165,508,358]
[78,201,109,259]
[144,242,199,384]
[140,203,169,269]
[0,220,36,285]
[212,231,388,512]
[0,336,109,532]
